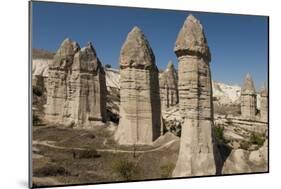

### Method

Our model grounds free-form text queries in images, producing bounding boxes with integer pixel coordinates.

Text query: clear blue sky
[32,1,268,88]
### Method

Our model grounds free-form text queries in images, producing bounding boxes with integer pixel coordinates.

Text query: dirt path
[33,139,178,154]
[32,177,62,186]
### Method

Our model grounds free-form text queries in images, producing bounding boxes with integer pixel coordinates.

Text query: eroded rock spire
[241,73,257,120]
[159,60,179,110]
[45,39,107,126]
[114,26,162,145]
[172,15,220,177]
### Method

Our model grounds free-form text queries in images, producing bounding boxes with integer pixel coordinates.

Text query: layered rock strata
[159,61,179,110]
[45,38,107,126]
[172,15,220,177]
[241,73,256,120]
[114,26,162,145]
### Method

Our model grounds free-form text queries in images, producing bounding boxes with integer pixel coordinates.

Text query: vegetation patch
[213,126,227,144]
[160,163,175,178]
[111,159,141,180]
[34,164,71,177]
[72,149,100,159]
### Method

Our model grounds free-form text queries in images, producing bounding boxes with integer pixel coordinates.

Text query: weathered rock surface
[172,15,220,177]
[222,149,252,174]
[259,86,268,122]
[159,61,179,110]
[45,38,107,126]
[223,140,268,174]
[45,38,80,124]
[114,26,162,145]
[241,73,257,120]
[64,42,107,126]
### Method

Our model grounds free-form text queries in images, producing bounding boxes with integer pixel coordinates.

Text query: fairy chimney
[172,15,220,177]
[114,26,162,145]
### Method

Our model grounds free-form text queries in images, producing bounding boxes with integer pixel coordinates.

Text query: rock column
[64,42,107,126]
[260,86,268,122]
[241,73,256,120]
[114,26,162,145]
[45,38,80,124]
[45,39,107,126]
[159,61,179,110]
[172,15,219,177]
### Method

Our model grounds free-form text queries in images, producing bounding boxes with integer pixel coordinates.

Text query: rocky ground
[32,49,268,186]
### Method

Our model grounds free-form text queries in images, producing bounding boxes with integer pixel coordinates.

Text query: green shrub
[160,163,175,178]
[213,126,226,144]
[249,132,265,147]
[112,159,140,180]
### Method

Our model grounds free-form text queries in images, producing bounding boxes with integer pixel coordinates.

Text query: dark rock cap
[174,14,211,61]
[119,26,156,70]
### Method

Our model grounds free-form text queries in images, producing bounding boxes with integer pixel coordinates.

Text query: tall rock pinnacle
[114,26,162,145]
[65,42,107,126]
[45,38,80,123]
[159,61,179,110]
[172,15,220,177]
[241,73,257,120]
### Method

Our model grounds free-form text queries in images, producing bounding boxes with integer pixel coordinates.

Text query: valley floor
[32,124,180,187]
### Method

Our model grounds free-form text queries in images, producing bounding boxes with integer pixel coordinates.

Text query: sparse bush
[33,85,43,96]
[72,149,100,159]
[34,165,71,177]
[112,159,140,180]
[33,114,41,126]
[240,140,251,150]
[213,126,226,144]
[249,132,265,147]
[160,163,175,178]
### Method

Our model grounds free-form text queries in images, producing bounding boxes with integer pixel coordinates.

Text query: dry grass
[32,125,180,186]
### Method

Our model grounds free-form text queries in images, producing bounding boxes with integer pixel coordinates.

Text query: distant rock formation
[172,15,220,177]
[114,26,162,145]
[259,85,268,122]
[159,61,179,110]
[45,38,107,126]
[241,73,256,120]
